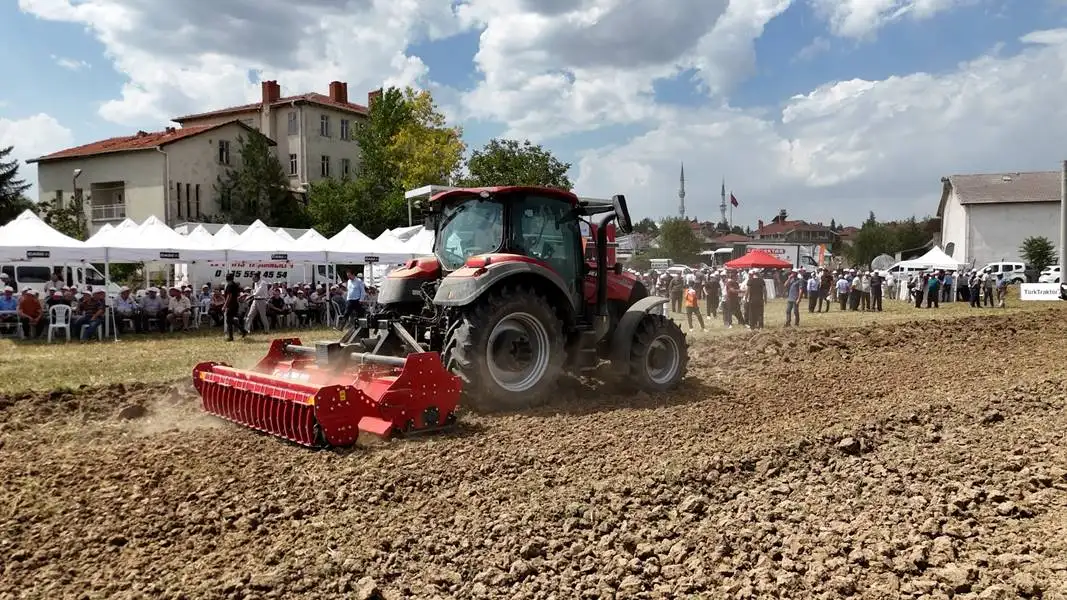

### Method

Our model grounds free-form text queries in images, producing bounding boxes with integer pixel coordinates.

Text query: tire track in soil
[0,309,1065,599]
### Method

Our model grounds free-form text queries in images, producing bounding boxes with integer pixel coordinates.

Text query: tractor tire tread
[627,313,688,392]
[442,284,566,412]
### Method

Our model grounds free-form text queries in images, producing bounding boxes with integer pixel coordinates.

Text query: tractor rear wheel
[627,314,687,392]
[443,286,566,411]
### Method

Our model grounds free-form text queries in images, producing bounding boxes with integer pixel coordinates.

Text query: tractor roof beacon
[192,185,689,447]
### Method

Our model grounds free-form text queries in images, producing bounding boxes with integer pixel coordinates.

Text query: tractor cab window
[510,195,581,287]
[436,198,504,270]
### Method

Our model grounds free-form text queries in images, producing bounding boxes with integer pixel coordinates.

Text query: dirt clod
[3,309,1067,598]
[116,404,147,420]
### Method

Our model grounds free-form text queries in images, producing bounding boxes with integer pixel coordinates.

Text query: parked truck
[733,243,822,269]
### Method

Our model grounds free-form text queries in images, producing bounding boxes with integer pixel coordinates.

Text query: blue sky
[1,0,1062,226]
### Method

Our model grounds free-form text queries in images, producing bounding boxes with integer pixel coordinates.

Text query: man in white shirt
[244,273,270,334]
[166,287,192,331]
[292,289,310,327]
[114,286,141,333]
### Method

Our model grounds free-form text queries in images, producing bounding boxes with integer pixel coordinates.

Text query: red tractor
[193,186,687,446]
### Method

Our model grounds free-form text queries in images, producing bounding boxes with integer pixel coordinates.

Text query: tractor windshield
[435,198,504,270]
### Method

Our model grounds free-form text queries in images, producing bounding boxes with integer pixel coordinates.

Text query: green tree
[0,146,32,224]
[36,192,87,240]
[214,132,307,227]
[633,217,658,235]
[844,212,893,268]
[889,217,929,253]
[305,177,370,239]
[461,139,572,190]
[657,217,701,262]
[1020,236,1057,271]
[390,88,466,190]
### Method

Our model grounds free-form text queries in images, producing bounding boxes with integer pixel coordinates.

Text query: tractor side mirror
[612,194,633,234]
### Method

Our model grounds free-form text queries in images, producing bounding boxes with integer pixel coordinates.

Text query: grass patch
[0,292,1060,396]
[0,327,339,396]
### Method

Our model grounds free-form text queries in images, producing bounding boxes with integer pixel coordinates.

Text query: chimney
[367,88,382,107]
[261,80,280,105]
[164,126,175,134]
[328,81,348,104]
[136,130,148,137]
[757,219,764,230]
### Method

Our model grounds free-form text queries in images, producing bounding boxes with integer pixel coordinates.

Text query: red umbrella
[725,250,792,270]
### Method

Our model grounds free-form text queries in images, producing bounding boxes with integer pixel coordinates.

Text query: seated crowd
[0,273,372,342]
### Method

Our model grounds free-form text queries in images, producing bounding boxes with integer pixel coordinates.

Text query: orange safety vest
[684,288,698,308]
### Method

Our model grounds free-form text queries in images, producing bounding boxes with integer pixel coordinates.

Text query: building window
[321,155,330,178]
[54,190,62,207]
[289,154,298,176]
[341,158,351,178]
[288,111,298,135]
[195,184,201,218]
[176,182,183,217]
[320,114,330,137]
[185,183,191,219]
[218,140,230,165]
[340,119,350,141]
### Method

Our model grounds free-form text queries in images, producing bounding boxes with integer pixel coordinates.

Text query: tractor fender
[609,296,669,375]
[434,259,576,314]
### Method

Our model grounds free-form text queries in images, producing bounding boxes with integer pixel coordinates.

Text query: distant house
[753,213,837,245]
[28,79,373,236]
[937,171,1060,267]
[837,226,860,245]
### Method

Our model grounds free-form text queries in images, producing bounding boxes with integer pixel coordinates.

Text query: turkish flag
[730,193,739,207]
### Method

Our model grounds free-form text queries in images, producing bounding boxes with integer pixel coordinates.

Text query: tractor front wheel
[443,286,566,411]
[627,314,688,392]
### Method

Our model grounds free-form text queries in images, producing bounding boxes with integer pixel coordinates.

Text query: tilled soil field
[2,308,1067,599]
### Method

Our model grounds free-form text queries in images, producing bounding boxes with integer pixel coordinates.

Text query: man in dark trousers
[870,271,884,312]
[704,273,720,318]
[224,272,247,341]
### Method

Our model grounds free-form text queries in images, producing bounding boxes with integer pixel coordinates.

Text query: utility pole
[1060,160,1066,285]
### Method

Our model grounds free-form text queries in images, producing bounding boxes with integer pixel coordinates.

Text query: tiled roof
[948,172,1060,205]
[713,233,752,243]
[757,220,834,236]
[28,120,266,163]
[173,93,369,123]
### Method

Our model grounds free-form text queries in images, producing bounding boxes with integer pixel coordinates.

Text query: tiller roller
[192,339,462,448]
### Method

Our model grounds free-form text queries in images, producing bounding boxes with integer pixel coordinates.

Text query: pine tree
[0,145,32,224]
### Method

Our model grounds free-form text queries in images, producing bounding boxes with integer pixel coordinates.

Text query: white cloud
[457,0,792,139]
[794,37,832,62]
[0,114,75,201]
[575,29,1067,224]
[52,55,90,70]
[10,0,1054,227]
[808,0,974,39]
[18,0,464,127]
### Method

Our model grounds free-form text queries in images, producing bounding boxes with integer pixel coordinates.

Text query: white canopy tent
[212,224,240,247]
[222,220,326,262]
[292,228,328,251]
[87,222,115,243]
[0,210,98,262]
[185,224,217,248]
[897,246,963,270]
[274,227,295,242]
[400,226,434,256]
[88,216,219,262]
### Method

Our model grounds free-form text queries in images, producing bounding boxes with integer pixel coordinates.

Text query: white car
[1039,265,1061,283]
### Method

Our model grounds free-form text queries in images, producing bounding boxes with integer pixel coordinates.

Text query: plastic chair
[48,304,72,343]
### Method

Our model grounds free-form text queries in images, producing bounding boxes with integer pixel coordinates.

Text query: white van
[0,263,119,295]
